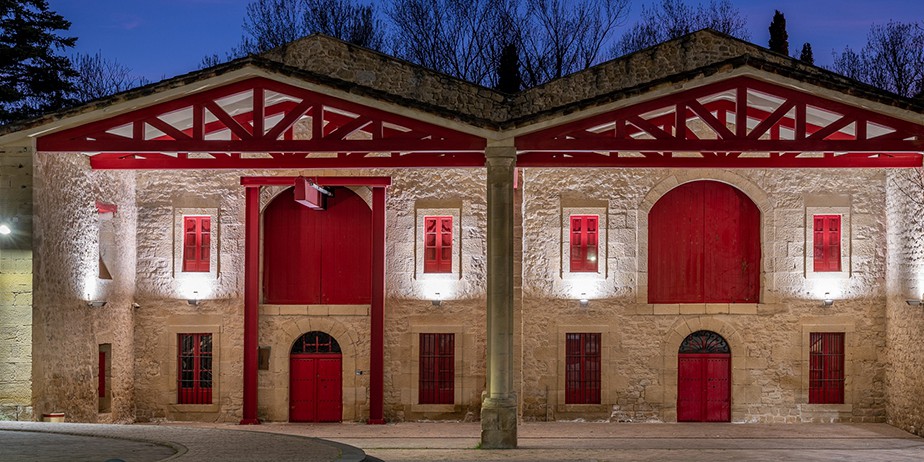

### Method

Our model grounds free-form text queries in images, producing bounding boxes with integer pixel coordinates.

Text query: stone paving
[2,421,924,461]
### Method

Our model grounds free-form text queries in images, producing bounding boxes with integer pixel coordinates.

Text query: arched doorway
[677,330,731,422]
[290,331,343,422]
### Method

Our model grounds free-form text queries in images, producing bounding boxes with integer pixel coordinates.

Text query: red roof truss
[37,77,487,169]
[516,76,924,167]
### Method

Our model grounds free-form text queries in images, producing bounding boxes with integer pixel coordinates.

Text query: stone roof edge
[502,54,924,131]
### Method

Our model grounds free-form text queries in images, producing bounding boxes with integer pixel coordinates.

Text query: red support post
[240,185,261,425]
[368,186,386,424]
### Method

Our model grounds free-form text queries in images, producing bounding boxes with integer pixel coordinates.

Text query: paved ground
[2,421,924,461]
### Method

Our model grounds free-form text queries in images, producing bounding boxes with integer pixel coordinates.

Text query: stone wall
[518,167,888,423]
[32,152,137,422]
[0,144,33,420]
[885,169,924,437]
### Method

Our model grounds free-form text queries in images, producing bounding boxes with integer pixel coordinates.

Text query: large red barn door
[289,332,343,423]
[677,331,731,422]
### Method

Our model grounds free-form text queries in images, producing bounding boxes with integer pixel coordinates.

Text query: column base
[480,396,517,449]
[239,418,261,425]
[367,418,386,425]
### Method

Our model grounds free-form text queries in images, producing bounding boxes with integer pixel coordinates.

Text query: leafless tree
[614,0,749,56]
[71,51,148,102]
[832,21,924,99]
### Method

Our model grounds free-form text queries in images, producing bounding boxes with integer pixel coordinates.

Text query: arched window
[291,331,342,354]
[263,187,371,304]
[649,180,760,303]
[679,330,730,354]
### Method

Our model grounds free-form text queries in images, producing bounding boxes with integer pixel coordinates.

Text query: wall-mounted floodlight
[187,291,201,306]
[906,299,923,307]
[86,300,107,308]
[579,293,590,308]
[0,224,10,235]
[821,292,834,307]
[431,292,442,307]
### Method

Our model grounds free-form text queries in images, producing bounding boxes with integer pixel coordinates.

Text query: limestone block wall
[32,152,137,422]
[518,167,887,423]
[884,169,924,437]
[0,144,34,420]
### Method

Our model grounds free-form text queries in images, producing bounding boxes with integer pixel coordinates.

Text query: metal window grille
[569,215,599,272]
[291,331,342,354]
[424,216,452,273]
[182,216,210,272]
[419,333,454,404]
[565,333,601,404]
[178,333,213,404]
[813,215,841,272]
[809,332,845,404]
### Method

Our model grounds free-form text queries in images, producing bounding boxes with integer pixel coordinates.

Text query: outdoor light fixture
[822,293,835,307]
[579,293,589,308]
[187,291,201,306]
[0,224,10,235]
[431,293,442,307]
[86,300,107,308]
[906,299,923,307]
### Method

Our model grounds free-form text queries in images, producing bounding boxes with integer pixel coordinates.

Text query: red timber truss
[37,77,486,169]
[516,76,924,168]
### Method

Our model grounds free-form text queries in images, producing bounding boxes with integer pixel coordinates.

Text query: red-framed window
[813,215,841,272]
[565,333,601,404]
[424,216,452,273]
[809,332,845,404]
[419,333,454,404]
[570,215,599,272]
[182,216,210,272]
[178,333,213,405]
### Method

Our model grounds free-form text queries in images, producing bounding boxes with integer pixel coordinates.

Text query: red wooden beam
[516,152,923,168]
[90,152,485,169]
[240,176,392,187]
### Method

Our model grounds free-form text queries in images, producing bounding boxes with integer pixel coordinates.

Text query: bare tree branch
[71,51,148,102]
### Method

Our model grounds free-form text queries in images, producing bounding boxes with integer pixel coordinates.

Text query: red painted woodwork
[677,353,730,422]
[294,176,327,210]
[262,187,371,304]
[38,77,486,170]
[241,176,392,187]
[569,215,599,273]
[809,333,845,404]
[565,333,602,404]
[241,186,260,424]
[182,216,210,272]
[424,216,452,273]
[178,333,213,405]
[419,333,455,404]
[369,186,386,424]
[517,76,924,168]
[95,201,117,214]
[813,215,842,272]
[649,181,760,303]
[290,354,343,422]
[98,351,106,398]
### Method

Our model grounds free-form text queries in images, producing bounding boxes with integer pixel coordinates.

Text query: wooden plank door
[678,353,730,422]
[316,357,343,422]
[290,354,343,422]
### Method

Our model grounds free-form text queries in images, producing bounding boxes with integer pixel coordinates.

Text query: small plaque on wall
[258,347,271,370]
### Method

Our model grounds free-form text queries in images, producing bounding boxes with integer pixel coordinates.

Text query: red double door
[290,354,342,422]
[677,353,731,422]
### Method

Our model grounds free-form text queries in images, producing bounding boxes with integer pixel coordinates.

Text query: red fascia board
[516,152,923,168]
[95,201,118,214]
[89,152,486,169]
[240,176,393,187]
[40,137,486,153]
[517,138,924,152]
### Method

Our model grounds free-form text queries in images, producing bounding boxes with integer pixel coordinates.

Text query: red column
[240,185,261,425]
[368,186,386,424]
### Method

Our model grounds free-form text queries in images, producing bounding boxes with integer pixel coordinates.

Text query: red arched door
[290,332,342,422]
[677,330,731,422]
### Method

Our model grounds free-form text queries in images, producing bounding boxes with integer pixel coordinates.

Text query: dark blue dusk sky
[46,0,924,82]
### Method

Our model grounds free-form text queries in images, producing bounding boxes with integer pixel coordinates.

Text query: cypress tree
[495,42,521,94]
[768,10,788,55]
[0,0,78,124]
[799,43,814,65]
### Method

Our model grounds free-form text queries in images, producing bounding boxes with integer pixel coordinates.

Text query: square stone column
[481,145,517,449]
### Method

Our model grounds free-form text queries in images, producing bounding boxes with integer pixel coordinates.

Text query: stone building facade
[1,30,924,445]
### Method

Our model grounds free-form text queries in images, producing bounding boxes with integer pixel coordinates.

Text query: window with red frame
[182,216,210,272]
[813,215,841,272]
[570,215,599,272]
[424,216,452,273]
[565,333,601,404]
[178,333,212,405]
[809,332,844,404]
[419,333,454,404]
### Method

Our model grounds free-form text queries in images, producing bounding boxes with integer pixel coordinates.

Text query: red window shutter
[570,215,598,273]
[565,333,601,404]
[424,216,452,273]
[419,333,454,404]
[178,333,213,404]
[813,215,841,272]
[809,333,845,404]
[182,216,210,272]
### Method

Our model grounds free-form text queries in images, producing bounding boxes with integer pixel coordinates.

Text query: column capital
[485,143,516,160]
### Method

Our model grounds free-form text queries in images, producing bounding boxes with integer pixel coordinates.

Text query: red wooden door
[677,353,730,422]
[290,354,342,422]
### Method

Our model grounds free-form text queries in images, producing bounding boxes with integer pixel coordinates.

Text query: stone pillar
[481,144,517,449]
